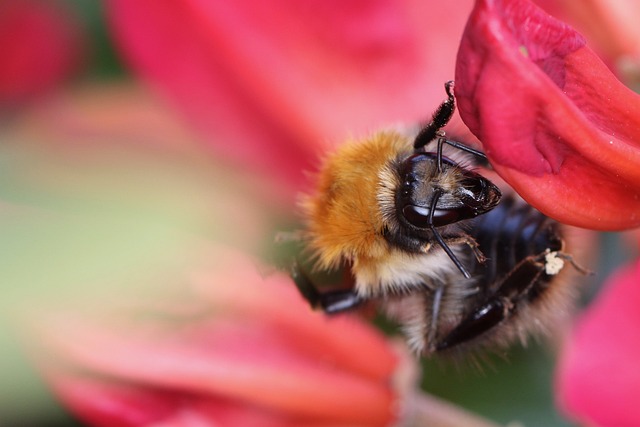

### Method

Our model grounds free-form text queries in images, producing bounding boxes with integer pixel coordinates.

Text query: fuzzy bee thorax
[301,130,412,270]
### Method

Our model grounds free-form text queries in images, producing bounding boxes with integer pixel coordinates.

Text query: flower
[555,258,640,427]
[4,84,500,427]
[14,2,521,424]
[454,0,640,230]
[0,0,85,106]
[9,1,635,425]
[1,84,399,426]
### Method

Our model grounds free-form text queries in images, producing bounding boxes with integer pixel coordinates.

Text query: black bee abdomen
[434,194,569,351]
[470,195,561,290]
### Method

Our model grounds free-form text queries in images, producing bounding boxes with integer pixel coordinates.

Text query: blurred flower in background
[0,0,495,426]
[556,258,640,427]
[0,0,85,107]
[534,0,640,88]
[104,0,475,201]
[26,243,401,427]
[1,0,640,426]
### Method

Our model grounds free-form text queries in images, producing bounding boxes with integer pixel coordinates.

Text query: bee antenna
[436,137,487,172]
[428,189,472,279]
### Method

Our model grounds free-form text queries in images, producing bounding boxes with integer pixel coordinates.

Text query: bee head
[396,152,502,230]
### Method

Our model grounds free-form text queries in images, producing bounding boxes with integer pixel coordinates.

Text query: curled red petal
[45,371,180,427]
[555,259,640,427]
[455,0,640,230]
[46,370,337,427]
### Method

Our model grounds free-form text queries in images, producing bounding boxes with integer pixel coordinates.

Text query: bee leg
[555,251,593,276]
[413,81,456,150]
[465,237,487,264]
[290,263,364,314]
[443,234,487,264]
[435,254,546,351]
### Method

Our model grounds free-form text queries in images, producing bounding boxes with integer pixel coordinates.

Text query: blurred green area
[0,326,84,426]
[64,0,124,78]
[0,2,634,427]
[1,3,119,425]
[422,344,570,427]
[0,132,232,426]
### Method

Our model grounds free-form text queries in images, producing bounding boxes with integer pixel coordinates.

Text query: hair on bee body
[292,81,586,356]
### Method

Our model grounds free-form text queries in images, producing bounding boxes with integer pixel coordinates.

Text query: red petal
[45,372,179,427]
[0,0,84,104]
[556,259,640,427]
[455,0,640,230]
[46,370,337,427]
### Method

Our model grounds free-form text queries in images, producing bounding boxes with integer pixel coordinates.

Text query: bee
[292,81,583,355]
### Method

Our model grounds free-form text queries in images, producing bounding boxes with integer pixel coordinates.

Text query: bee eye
[402,205,461,228]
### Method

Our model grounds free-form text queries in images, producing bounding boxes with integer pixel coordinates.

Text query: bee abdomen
[471,195,562,290]
[434,195,569,351]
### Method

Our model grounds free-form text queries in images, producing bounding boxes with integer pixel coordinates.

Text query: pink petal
[105,0,473,198]
[188,246,397,382]
[534,0,640,63]
[556,259,640,427]
[28,246,400,427]
[455,0,640,230]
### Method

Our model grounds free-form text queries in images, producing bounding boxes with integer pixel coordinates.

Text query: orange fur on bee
[301,130,411,270]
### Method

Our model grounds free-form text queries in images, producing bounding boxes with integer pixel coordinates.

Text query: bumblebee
[292,82,582,354]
